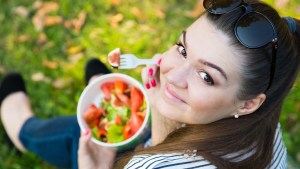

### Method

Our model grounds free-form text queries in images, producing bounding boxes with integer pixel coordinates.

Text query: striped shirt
[124,123,287,169]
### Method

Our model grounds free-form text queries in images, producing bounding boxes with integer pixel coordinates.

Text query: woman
[79,0,300,168]
[1,0,299,169]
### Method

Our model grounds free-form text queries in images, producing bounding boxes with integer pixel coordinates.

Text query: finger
[78,129,91,155]
[142,67,151,89]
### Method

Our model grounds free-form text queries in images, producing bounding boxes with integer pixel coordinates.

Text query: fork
[119,54,157,69]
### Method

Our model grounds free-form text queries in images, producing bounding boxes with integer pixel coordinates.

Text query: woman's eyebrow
[198,59,228,81]
[183,30,187,48]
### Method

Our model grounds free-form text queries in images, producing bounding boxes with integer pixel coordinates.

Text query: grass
[0,0,299,168]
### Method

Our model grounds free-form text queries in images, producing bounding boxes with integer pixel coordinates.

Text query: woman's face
[157,16,244,124]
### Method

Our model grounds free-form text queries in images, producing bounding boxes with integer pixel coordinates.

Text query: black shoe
[0,72,26,156]
[84,58,111,85]
[0,72,26,106]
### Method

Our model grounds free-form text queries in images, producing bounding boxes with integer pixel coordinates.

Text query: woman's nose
[166,63,189,88]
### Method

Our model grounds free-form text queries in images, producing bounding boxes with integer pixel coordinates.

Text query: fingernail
[146,83,150,89]
[148,68,153,76]
[157,58,162,65]
[85,129,90,136]
[151,79,156,87]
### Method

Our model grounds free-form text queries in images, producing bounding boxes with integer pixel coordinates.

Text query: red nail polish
[146,83,150,89]
[157,58,162,65]
[151,79,156,87]
[85,129,90,136]
[148,68,153,76]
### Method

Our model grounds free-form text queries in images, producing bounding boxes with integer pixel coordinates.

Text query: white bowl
[77,73,151,152]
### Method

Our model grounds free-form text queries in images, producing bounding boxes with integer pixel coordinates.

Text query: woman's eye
[199,72,215,85]
[176,42,187,57]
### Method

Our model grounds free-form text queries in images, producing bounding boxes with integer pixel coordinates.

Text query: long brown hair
[115,1,300,168]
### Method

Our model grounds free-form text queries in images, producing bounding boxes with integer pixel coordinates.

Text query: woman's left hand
[78,130,116,169]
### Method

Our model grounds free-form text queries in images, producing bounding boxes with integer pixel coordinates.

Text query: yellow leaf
[65,45,85,56]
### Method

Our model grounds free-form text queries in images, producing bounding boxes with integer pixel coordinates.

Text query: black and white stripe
[124,123,287,169]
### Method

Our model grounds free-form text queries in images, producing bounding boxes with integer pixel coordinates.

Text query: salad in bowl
[77,73,151,151]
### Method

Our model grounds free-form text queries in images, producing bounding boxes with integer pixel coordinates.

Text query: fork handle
[137,58,157,65]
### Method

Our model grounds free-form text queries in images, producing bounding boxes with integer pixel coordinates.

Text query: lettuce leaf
[106,124,124,143]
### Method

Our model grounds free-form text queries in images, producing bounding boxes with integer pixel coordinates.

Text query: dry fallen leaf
[33,0,43,9]
[37,1,59,16]
[131,7,144,19]
[31,72,50,83]
[68,53,84,64]
[44,16,63,26]
[52,77,72,89]
[32,1,61,31]
[0,66,7,75]
[17,34,30,42]
[110,0,122,6]
[13,6,29,17]
[43,59,58,69]
[37,32,47,45]
[109,13,124,28]
[156,8,165,19]
[32,14,45,31]
[65,45,85,56]
[64,11,86,33]
[73,11,86,33]
[275,0,289,8]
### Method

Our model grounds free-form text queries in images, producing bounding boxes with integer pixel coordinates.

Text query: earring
[234,114,239,118]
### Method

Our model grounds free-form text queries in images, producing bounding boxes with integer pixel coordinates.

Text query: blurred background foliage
[0,0,299,168]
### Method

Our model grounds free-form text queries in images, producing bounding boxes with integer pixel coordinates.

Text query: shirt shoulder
[124,153,217,169]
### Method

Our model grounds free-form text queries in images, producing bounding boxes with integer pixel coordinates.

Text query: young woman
[1,0,299,169]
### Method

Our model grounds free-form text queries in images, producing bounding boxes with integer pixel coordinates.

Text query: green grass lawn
[0,0,299,168]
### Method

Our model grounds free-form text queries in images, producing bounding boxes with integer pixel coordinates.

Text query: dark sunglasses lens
[235,12,274,48]
[203,0,242,14]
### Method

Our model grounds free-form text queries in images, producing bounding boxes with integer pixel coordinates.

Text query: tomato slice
[100,82,114,100]
[114,81,128,94]
[116,93,130,106]
[122,125,134,140]
[83,104,102,126]
[115,113,123,125]
[127,111,143,135]
[130,87,144,113]
[97,128,108,138]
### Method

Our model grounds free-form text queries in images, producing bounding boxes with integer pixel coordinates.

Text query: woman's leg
[19,115,80,169]
[0,58,111,169]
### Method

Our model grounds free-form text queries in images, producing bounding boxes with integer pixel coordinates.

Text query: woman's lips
[164,82,186,104]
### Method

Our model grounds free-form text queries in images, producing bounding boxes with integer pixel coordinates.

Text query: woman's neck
[151,111,182,146]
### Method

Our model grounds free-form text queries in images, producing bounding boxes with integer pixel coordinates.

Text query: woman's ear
[238,94,266,116]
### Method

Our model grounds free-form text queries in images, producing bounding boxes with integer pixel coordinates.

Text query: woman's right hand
[141,54,162,113]
[78,130,116,169]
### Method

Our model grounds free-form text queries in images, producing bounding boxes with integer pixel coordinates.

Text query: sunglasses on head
[203,0,278,91]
